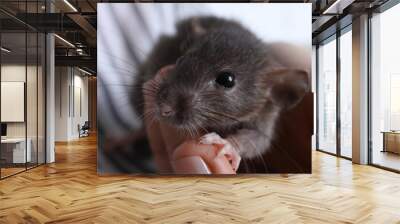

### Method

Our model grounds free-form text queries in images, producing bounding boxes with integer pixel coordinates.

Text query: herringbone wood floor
[1,135,400,224]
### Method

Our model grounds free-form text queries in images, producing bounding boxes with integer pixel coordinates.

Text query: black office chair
[79,121,90,138]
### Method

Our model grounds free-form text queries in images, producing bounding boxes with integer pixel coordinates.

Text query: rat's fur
[132,16,309,159]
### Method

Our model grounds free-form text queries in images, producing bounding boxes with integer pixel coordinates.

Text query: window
[316,24,354,159]
[370,2,400,171]
[312,46,317,150]
[317,36,337,154]
[339,28,352,158]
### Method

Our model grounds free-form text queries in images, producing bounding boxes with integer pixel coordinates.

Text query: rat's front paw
[199,132,241,171]
[199,132,226,145]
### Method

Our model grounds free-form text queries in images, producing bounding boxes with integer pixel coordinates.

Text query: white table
[382,131,400,154]
[1,138,31,163]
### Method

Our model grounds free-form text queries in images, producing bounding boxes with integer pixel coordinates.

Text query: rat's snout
[156,82,198,126]
[160,103,175,117]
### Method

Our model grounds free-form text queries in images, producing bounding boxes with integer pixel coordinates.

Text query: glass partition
[27,0,38,170]
[0,1,46,179]
[27,30,38,169]
[1,30,28,177]
[38,32,45,165]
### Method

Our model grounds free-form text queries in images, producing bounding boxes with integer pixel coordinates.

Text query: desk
[1,138,31,163]
[382,131,400,154]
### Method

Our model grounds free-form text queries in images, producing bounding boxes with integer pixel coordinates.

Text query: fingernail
[235,157,241,171]
[172,156,211,174]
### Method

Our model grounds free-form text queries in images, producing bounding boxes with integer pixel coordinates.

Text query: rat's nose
[160,104,174,117]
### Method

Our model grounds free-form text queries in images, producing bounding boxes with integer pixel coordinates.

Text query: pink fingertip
[172,156,211,174]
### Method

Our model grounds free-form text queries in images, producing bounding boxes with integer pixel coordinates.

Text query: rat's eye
[215,72,235,88]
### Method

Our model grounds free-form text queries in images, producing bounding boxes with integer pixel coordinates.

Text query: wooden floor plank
[0,135,399,223]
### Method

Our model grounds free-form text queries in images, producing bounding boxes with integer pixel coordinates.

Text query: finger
[210,155,236,174]
[230,150,241,171]
[172,140,236,174]
[172,156,211,174]
[218,144,241,172]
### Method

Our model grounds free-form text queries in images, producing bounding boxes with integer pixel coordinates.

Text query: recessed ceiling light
[63,0,78,12]
[78,67,92,76]
[54,34,75,48]
[323,0,355,15]
[1,47,11,53]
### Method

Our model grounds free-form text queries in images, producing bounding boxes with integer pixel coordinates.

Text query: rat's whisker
[197,112,221,124]
[202,108,241,123]
[184,125,193,139]
[228,136,241,153]
[192,122,201,138]
[193,114,209,134]
[257,149,269,173]
[190,123,197,139]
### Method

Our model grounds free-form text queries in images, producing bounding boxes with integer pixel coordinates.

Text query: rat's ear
[179,18,207,53]
[263,69,309,110]
[191,18,206,36]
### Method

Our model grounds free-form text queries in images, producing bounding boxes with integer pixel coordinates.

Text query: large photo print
[98,3,313,174]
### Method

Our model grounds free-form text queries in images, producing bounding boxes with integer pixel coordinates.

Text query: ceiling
[0,0,392,73]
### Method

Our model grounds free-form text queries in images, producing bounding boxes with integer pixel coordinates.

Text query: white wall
[55,66,69,141]
[55,67,89,141]
[71,73,89,138]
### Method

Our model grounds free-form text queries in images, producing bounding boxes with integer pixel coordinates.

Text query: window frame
[315,23,353,161]
[367,0,400,173]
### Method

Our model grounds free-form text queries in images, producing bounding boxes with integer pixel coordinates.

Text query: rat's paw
[199,132,241,171]
[199,132,226,145]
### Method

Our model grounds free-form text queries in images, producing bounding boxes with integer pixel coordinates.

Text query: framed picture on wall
[1,81,25,123]
[97,3,313,175]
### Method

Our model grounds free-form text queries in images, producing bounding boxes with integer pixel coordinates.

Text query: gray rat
[133,16,309,160]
